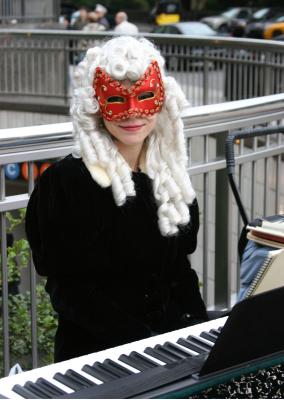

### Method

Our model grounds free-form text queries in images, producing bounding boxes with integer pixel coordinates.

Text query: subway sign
[4,162,52,181]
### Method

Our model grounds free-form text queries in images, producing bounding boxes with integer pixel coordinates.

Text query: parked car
[245,9,284,38]
[152,22,223,70]
[152,21,218,36]
[201,7,254,33]
[228,7,270,37]
[263,18,284,39]
[274,33,284,41]
[150,0,181,25]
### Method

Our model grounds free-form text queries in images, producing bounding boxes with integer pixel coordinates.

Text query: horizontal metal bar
[0,146,72,164]
[1,29,284,52]
[0,96,284,160]
[189,159,225,175]
[183,94,284,137]
[3,146,282,212]
[235,144,284,165]
[189,144,284,175]
[0,193,29,212]
[0,139,74,154]
[0,122,72,144]
[0,100,69,115]
[0,15,55,20]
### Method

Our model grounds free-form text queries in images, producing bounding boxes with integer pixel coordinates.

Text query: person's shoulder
[126,21,138,32]
[51,154,85,175]
[41,155,95,188]
[189,197,198,210]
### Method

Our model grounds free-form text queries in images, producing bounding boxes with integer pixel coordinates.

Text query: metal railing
[0,29,284,110]
[0,94,284,375]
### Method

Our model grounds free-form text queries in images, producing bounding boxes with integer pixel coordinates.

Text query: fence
[0,94,284,375]
[0,30,284,111]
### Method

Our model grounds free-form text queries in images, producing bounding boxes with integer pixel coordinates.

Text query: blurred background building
[0,0,60,24]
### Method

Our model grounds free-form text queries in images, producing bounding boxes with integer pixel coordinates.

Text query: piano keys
[0,317,227,399]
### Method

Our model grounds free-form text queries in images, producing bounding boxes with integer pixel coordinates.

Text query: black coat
[25,155,207,362]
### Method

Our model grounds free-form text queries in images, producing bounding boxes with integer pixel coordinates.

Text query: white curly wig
[71,35,196,236]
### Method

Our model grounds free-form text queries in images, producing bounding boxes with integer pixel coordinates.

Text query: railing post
[264,51,272,96]
[214,131,229,308]
[203,47,209,105]
[28,162,38,369]
[21,0,25,19]
[0,165,10,376]
[63,37,70,106]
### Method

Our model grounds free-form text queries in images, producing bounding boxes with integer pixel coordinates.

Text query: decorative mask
[93,60,164,121]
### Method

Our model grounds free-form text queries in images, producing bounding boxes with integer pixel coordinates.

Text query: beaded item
[190,364,284,399]
[93,60,165,121]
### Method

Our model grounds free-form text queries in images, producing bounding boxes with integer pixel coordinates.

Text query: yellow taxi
[154,0,181,25]
[264,17,284,39]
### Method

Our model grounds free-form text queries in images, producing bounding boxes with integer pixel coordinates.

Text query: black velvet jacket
[25,155,207,362]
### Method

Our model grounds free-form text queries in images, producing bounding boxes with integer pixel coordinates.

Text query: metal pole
[28,162,38,369]
[0,165,10,376]
[214,131,229,308]
[203,47,209,105]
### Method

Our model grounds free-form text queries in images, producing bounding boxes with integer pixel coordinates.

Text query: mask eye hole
[107,96,126,103]
[138,91,155,101]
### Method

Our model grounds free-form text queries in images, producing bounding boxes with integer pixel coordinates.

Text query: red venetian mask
[93,60,165,121]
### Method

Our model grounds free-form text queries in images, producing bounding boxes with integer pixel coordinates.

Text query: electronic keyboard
[2,286,284,398]
[0,317,227,399]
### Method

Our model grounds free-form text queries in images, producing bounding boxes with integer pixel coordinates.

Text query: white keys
[0,317,227,399]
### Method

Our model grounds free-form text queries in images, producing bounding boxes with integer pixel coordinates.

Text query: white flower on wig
[71,35,196,236]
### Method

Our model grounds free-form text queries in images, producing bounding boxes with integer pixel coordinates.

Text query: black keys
[187,335,214,351]
[119,351,159,371]
[36,378,67,397]
[210,328,222,336]
[82,362,120,382]
[163,342,193,358]
[65,369,96,387]
[200,331,218,343]
[144,346,175,363]
[10,326,223,400]
[12,384,39,399]
[24,382,52,399]
[54,372,88,391]
[12,378,67,399]
[103,359,134,377]
[152,344,187,362]
[177,337,210,354]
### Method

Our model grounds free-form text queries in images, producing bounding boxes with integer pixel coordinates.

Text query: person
[82,11,106,32]
[59,14,71,29]
[94,3,109,30]
[114,11,139,35]
[25,36,208,363]
[72,6,89,30]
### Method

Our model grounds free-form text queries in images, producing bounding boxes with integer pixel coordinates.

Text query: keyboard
[0,317,227,399]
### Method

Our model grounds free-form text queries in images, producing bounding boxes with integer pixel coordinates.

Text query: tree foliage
[0,209,57,377]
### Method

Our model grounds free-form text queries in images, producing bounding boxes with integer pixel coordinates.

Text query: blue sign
[4,163,20,180]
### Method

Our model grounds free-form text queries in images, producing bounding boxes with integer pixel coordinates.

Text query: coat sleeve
[25,162,152,342]
[177,198,200,254]
[164,198,207,330]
